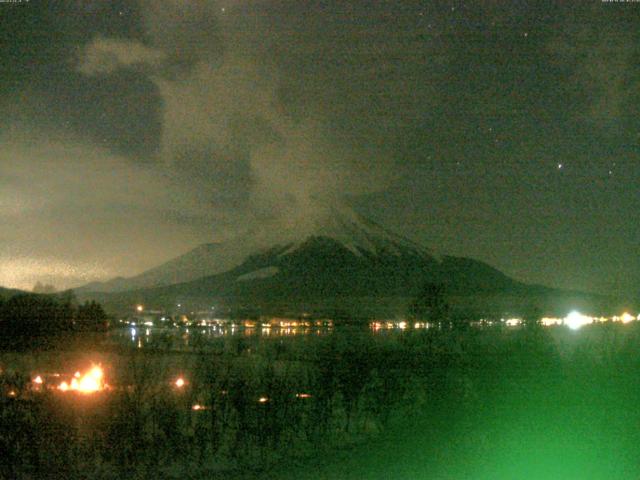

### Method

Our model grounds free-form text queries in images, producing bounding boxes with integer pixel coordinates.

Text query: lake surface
[0,321,633,396]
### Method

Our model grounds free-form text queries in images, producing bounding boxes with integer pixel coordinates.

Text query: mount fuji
[77,205,574,316]
[79,205,436,293]
[78,205,517,294]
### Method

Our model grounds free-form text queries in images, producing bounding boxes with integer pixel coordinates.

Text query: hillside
[77,207,624,317]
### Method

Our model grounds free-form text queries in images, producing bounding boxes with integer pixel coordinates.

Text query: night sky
[1,0,639,296]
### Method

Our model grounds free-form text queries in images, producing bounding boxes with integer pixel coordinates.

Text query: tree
[0,293,74,341]
[408,283,451,327]
[75,301,108,331]
[522,304,542,330]
[0,292,109,345]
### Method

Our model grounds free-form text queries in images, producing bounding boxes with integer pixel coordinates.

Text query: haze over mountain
[78,242,251,294]
[74,205,618,318]
[78,205,446,294]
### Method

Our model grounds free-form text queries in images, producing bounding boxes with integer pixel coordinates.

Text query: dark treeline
[0,325,567,480]
[2,323,640,479]
[0,291,108,347]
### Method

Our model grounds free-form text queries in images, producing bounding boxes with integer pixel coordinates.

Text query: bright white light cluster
[541,317,563,327]
[564,311,592,330]
[562,311,637,330]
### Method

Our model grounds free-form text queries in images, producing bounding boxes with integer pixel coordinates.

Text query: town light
[565,311,591,330]
[620,312,634,324]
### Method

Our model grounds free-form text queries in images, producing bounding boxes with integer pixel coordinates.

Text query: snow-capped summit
[279,204,434,259]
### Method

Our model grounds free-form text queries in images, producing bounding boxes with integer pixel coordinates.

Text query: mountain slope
[77,241,253,293]
[0,286,26,300]
[168,235,526,299]
[78,205,438,293]
[88,231,556,317]
[82,206,601,316]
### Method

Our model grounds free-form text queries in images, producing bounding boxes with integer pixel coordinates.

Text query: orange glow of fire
[33,375,43,384]
[57,366,105,394]
[175,377,185,388]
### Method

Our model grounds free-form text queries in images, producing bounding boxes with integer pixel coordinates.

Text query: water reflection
[111,322,336,350]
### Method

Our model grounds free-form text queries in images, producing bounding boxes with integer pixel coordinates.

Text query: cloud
[0,130,204,219]
[79,36,166,75]
[4,0,423,288]
[0,256,110,291]
[78,1,396,231]
[0,130,216,289]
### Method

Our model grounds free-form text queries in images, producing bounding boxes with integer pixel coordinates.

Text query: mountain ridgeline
[75,207,619,318]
